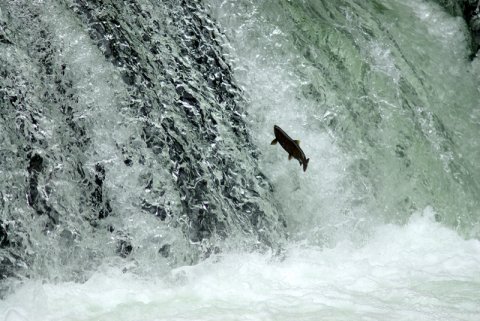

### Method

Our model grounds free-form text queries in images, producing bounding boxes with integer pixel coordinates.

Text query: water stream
[1,0,480,320]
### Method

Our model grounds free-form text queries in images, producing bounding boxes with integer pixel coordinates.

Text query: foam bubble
[2,209,479,321]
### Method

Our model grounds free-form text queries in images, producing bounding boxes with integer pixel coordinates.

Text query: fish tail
[303,158,310,172]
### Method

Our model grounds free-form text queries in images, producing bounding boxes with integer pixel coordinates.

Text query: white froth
[2,210,479,321]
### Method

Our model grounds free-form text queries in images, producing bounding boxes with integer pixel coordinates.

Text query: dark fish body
[271,125,310,171]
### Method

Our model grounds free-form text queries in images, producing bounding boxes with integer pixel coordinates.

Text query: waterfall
[0,0,286,286]
[1,0,480,320]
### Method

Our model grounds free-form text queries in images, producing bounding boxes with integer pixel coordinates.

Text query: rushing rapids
[0,0,286,288]
[1,0,480,320]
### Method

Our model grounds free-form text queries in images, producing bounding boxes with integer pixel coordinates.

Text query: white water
[2,210,480,321]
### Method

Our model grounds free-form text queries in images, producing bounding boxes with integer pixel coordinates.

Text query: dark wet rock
[141,200,167,221]
[93,164,112,220]
[25,153,59,229]
[461,0,480,57]
[467,8,480,56]
[158,244,171,258]
[27,153,44,207]
[117,239,133,258]
[75,163,113,223]
[0,221,9,248]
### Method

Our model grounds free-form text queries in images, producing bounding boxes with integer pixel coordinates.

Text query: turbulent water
[1,0,480,320]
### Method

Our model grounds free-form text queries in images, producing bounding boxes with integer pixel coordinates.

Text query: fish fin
[288,154,293,160]
[271,138,278,145]
[294,140,300,145]
[303,158,310,172]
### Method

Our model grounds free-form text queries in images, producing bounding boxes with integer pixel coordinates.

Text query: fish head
[273,125,282,136]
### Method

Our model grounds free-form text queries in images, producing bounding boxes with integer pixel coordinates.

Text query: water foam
[2,208,479,321]
[2,0,480,319]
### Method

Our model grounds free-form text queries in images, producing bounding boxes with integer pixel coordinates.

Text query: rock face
[462,1,480,56]
[0,0,286,287]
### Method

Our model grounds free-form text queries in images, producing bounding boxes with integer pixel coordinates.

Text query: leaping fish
[271,125,310,172]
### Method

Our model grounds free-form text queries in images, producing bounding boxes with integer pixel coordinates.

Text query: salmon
[271,125,310,172]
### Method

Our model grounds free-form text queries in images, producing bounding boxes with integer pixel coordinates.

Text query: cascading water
[1,0,480,320]
[0,0,286,286]
[208,0,480,241]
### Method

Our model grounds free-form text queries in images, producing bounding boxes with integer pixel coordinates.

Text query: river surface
[1,0,480,320]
